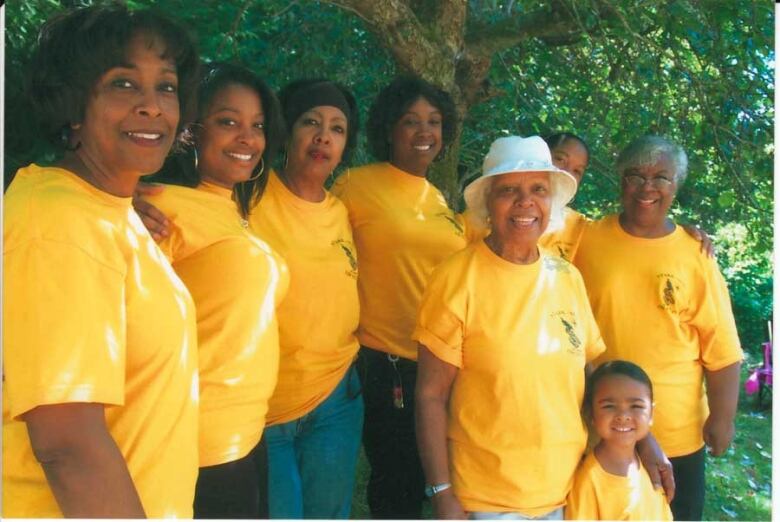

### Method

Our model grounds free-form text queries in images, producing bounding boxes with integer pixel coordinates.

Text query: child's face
[591,374,652,448]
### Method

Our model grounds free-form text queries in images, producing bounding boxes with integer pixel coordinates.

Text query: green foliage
[702,367,772,521]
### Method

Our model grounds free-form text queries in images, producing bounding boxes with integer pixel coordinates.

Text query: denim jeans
[265,365,363,519]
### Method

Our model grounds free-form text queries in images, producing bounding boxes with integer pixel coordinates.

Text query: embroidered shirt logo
[332,239,358,279]
[437,212,464,236]
[656,273,683,313]
[550,310,582,354]
[561,317,582,350]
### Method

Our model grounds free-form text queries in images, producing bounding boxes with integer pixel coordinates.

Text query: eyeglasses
[623,174,674,189]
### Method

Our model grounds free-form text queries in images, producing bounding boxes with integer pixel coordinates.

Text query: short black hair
[367,76,458,162]
[583,360,654,418]
[544,132,591,161]
[277,78,360,164]
[28,3,200,150]
[151,62,285,218]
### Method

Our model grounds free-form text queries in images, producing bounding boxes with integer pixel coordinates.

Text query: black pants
[669,447,706,521]
[359,346,426,519]
[193,436,269,519]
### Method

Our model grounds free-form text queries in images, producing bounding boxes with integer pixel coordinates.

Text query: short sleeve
[692,258,743,371]
[412,264,465,368]
[565,467,600,520]
[3,239,126,418]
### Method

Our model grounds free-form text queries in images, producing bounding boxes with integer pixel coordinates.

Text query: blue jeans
[265,365,364,519]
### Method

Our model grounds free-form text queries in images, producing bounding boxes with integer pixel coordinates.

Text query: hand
[133,182,170,242]
[432,489,468,519]
[680,224,714,257]
[703,414,735,456]
[637,435,675,502]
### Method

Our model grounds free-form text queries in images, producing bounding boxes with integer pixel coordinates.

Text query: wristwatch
[424,482,452,497]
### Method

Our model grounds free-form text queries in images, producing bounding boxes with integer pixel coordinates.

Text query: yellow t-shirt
[575,214,743,457]
[539,207,589,262]
[332,162,468,360]
[251,170,360,425]
[413,241,605,515]
[147,182,289,467]
[566,452,673,520]
[3,165,199,517]
[462,206,589,262]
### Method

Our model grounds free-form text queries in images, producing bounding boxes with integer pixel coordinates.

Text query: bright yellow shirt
[332,162,467,360]
[413,241,605,515]
[3,165,199,517]
[539,207,589,262]
[147,182,289,467]
[575,214,743,457]
[251,170,360,425]
[566,452,673,520]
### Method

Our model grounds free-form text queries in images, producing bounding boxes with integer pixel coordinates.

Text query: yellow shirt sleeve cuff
[413,326,463,368]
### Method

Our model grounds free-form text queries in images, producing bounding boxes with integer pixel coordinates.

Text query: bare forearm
[39,436,145,518]
[416,394,452,485]
[25,403,145,518]
[705,362,741,421]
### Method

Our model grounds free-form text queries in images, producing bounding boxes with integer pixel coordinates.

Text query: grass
[350,356,772,520]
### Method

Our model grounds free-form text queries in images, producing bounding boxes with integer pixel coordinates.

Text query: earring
[193,148,199,171]
[247,158,265,181]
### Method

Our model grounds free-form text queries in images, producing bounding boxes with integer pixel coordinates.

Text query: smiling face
[73,32,180,181]
[197,83,265,189]
[390,96,443,177]
[620,155,678,232]
[591,374,653,449]
[287,105,347,181]
[550,138,588,186]
[487,171,551,249]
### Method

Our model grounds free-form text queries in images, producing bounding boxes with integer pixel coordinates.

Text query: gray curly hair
[616,135,689,185]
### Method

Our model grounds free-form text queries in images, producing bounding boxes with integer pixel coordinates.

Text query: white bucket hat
[464,135,578,234]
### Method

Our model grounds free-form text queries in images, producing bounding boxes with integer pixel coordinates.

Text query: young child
[566,361,673,520]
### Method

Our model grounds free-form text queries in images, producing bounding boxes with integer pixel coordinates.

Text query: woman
[540,132,591,261]
[331,76,465,518]
[543,131,712,262]
[3,5,200,517]
[143,62,288,518]
[574,135,743,521]
[414,135,605,519]
[134,78,363,518]
[254,79,363,519]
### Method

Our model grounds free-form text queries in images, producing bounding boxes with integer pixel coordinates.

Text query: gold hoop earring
[247,158,265,181]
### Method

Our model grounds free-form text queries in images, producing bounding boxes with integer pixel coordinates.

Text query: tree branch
[216,0,254,57]
[466,0,586,57]
[324,0,454,83]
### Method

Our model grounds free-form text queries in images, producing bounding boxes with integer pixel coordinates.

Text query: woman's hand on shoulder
[637,434,675,502]
[133,182,170,242]
[432,489,468,519]
[680,223,714,257]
